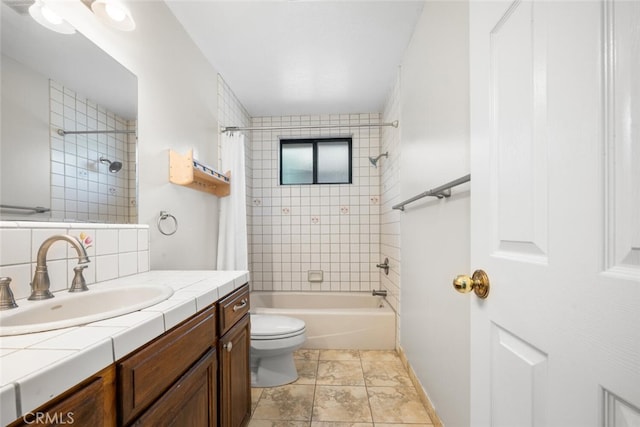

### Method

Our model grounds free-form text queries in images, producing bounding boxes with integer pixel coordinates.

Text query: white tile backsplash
[0,229,31,265]
[0,222,150,297]
[95,229,118,255]
[119,229,138,252]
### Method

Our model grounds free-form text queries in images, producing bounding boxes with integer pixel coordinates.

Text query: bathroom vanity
[1,271,251,427]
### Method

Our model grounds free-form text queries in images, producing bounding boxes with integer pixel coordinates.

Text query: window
[280,138,352,185]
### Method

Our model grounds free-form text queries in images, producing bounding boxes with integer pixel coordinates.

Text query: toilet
[250,314,307,387]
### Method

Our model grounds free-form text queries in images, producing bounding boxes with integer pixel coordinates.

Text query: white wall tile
[95,254,118,282]
[118,252,138,277]
[95,229,118,255]
[0,263,31,301]
[0,229,31,266]
[119,229,138,252]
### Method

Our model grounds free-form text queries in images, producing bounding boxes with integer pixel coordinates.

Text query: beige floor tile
[367,386,432,424]
[361,359,412,387]
[310,423,373,427]
[248,421,311,427]
[358,350,400,361]
[295,349,320,360]
[319,349,360,361]
[312,385,372,423]
[294,359,318,385]
[252,384,315,422]
[252,388,264,413]
[374,424,433,427]
[316,360,365,386]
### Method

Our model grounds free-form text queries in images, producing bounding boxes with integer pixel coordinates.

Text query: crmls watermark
[23,412,75,424]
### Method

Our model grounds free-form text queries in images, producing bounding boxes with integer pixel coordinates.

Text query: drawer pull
[233,299,248,312]
[224,342,233,352]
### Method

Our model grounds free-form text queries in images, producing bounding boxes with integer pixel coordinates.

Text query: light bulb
[40,6,63,25]
[91,0,136,31]
[105,3,127,22]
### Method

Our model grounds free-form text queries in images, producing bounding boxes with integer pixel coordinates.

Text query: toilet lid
[251,314,306,339]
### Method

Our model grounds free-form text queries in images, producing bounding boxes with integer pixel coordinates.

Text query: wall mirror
[0,1,138,223]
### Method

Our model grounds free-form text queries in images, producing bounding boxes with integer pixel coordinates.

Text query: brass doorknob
[453,269,490,299]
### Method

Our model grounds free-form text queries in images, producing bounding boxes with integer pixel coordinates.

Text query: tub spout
[372,289,387,297]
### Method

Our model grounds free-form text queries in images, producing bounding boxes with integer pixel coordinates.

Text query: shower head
[368,152,389,168]
[99,156,123,173]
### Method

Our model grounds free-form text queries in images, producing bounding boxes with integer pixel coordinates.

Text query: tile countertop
[0,270,249,425]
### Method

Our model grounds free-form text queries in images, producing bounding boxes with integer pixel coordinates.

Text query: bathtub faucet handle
[376,258,390,275]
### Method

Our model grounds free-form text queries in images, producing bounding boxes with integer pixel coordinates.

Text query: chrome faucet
[372,289,388,297]
[30,235,90,300]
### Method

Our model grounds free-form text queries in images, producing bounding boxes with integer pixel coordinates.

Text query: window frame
[279,137,353,185]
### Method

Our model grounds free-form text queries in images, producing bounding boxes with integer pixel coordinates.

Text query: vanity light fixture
[91,0,135,31]
[28,0,76,35]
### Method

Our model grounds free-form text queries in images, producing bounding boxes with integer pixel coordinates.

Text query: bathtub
[250,291,396,350]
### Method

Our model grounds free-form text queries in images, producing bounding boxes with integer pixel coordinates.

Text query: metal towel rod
[0,204,50,213]
[392,174,471,211]
[56,129,136,136]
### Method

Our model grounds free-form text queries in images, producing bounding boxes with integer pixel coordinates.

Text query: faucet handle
[69,265,89,293]
[0,277,18,310]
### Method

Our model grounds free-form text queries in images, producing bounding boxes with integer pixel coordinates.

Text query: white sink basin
[0,284,174,336]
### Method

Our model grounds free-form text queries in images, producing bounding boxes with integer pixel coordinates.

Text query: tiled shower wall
[380,73,402,344]
[49,81,136,223]
[249,114,382,292]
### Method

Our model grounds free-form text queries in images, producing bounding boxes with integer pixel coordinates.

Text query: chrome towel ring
[157,211,178,236]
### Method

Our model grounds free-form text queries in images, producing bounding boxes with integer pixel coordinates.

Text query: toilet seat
[251,314,306,340]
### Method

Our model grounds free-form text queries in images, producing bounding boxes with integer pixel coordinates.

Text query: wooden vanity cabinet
[217,284,251,427]
[117,305,217,426]
[7,365,116,427]
[7,283,252,427]
[131,348,217,426]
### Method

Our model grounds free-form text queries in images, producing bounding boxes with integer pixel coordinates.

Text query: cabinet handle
[233,299,247,312]
[224,342,233,352]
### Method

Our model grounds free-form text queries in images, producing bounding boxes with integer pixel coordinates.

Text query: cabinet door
[118,305,216,425]
[218,314,251,427]
[132,348,217,427]
[9,366,116,427]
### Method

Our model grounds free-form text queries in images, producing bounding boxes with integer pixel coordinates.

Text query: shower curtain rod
[56,129,136,136]
[221,120,399,133]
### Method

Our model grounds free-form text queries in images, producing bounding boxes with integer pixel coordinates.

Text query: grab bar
[392,174,470,211]
[0,204,50,213]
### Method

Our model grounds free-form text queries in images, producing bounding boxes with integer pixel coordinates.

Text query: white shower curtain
[216,132,248,270]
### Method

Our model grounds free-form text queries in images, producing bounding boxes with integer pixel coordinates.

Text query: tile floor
[249,349,434,426]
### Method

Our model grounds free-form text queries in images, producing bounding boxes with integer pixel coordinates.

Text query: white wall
[397,2,470,426]
[52,2,221,269]
[0,55,50,221]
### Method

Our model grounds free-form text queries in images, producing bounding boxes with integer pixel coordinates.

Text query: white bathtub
[250,291,396,350]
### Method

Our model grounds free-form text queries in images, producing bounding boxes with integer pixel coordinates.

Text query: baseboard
[397,346,444,427]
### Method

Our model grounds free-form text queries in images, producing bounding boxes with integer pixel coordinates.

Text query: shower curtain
[216,132,248,270]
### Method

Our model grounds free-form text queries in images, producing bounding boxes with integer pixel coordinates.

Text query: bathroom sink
[0,284,174,336]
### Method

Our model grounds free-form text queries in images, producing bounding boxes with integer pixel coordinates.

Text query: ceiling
[165,0,424,117]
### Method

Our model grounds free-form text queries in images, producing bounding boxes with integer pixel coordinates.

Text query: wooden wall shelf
[169,149,230,197]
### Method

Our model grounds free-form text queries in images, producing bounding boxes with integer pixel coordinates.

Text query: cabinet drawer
[218,284,250,335]
[118,305,216,425]
[132,348,217,427]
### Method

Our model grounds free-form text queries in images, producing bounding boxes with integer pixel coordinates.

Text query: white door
[469,1,640,426]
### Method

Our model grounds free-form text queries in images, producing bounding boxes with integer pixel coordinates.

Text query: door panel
[603,390,640,427]
[491,324,548,427]
[604,0,640,277]
[470,1,640,426]
[491,1,548,262]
